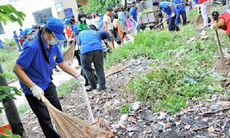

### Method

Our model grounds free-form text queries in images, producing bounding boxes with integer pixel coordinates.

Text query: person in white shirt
[103,6,115,49]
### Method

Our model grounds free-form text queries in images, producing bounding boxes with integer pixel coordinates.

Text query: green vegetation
[17,104,30,116]
[0,4,26,26]
[3,38,15,45]
[120,104,130,114]
[105,9,226,114]
[0,45,20,81]
[56,79,78,95]
[79,0,122,14]
[0,129,21,138]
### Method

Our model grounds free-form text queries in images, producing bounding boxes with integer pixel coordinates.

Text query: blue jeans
[131,21,140,33]
[16,41,22,51]
[81,50,106,90]
[176,11,187,26]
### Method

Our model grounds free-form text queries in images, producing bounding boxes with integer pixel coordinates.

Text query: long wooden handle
[154,16,171,28]
[215,30,225,69]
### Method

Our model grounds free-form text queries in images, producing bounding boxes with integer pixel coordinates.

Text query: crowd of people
[8,0,230,137]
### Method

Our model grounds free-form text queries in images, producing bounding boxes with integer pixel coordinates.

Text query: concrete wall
[53,0,78,20]
[0,0,78,40]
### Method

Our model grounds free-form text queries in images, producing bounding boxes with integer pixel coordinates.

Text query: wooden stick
[215,30,225,70]
[105,64,130,78]
[199,106,230,116]
[154,16,171,28]
[190,126,209,132]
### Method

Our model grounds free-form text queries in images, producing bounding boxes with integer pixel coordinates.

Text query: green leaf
[4,129,12,135]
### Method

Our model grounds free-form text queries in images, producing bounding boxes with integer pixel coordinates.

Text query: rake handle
[215,30,225,69]
[80,85,95,123]
[154,16,171,28]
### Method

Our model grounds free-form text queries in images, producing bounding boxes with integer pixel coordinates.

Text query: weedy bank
[104,7,228,114]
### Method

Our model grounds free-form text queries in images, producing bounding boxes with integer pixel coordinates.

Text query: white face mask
[47,36,59,45]
[27,35,33,40]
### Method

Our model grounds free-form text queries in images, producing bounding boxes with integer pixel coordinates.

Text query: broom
[43,94,110,138]
[63,40,75,65]
[215,30,225,70]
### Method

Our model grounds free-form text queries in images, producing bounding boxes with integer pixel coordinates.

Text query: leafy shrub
[4,38,15,45]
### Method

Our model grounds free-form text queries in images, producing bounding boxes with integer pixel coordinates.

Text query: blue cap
[64,18,71,26]
[13,30,16,33]
[24,28,34,35]
[19,28,22,31]
[20,35,24,39]
[46,17,66,41]
[99,13,103,17]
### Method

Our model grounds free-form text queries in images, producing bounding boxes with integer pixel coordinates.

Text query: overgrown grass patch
[126,66,223,114]
[17,104,30,116]
[0,45,20,81]
[56,79,78,95]
[104,8,227,114]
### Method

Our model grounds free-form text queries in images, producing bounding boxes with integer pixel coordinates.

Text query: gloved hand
[30,84,45,102]
[212,18,225,31]
[171,13,175,17]
[75,74,86,86]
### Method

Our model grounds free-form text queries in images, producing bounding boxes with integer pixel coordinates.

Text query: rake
[43,94,110,138]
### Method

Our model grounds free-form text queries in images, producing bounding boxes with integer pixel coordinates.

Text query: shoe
[86,87,95,92]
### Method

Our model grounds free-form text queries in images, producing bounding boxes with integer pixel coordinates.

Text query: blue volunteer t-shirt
[16,34,64,95]
[0,39,2,48]
[13,34,19,43]
[174,0,186,11]
[194,0,199,4]
[20,31,24,36]
[72,24,78,39]
[129,7,138,23]
[159,2,178,16]
[22,39,30,49]
[78,29,103,54]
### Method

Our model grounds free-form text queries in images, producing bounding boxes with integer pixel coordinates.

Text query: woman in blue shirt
[78,24,106,91]
[13,17,85,138]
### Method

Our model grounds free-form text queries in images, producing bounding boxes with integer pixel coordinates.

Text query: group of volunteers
[11,2,142,137]
[10,0,230,137]
[12,25,40,52]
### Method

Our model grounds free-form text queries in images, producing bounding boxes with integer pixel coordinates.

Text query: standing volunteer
[13,17,85,138]
[174,0,187,25]
[129,1,140,33]
[13,30,22,52]
[212,10,230,40]
[153,1,179,31]
[78,24,106,92]
[77,12,88,32]
[103,6,115,49]
[65,18,78,46]
[198,0,211,27]
[22,28,34,49]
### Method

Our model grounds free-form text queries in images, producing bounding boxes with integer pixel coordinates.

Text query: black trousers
[74,50,81,65]
[25,82,62,138]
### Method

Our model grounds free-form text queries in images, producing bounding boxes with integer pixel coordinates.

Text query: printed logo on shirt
[53,55,57,61]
